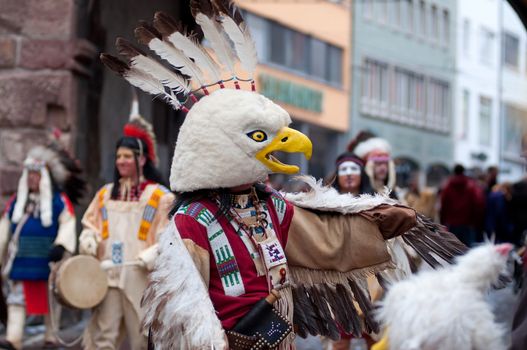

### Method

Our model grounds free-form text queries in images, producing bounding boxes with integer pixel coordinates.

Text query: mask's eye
[247,130,268,142]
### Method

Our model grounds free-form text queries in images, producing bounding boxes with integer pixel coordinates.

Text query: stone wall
[0,0,95,208]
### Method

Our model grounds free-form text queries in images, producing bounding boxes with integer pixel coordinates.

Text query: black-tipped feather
[116,37,148,59]
[100,53,129,75]
[348,279,379,334]
[135,22,162,46]
[335,284,363,337]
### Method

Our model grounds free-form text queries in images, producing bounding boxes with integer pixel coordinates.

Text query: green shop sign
[258,74,323,113]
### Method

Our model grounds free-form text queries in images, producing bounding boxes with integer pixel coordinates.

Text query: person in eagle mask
[79,98,174,350]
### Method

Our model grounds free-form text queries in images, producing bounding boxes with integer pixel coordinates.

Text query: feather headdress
[122,92,159,165]
[100,0,258,112]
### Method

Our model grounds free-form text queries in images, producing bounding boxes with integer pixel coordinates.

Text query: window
[431,5,439,43]
[479,96,492,146]
[406,0,414,34]
[270,23,287,65]
[393,69,425,124]
[461,89,470,139]
[310,39,327,80]
[327,46,343,85]
[248,12,343,86]
[361,59,389,113]
[480,27,495,66]
[378,0,389,24]
[245,13,269,61]
[442,10,450,48]
[503,32,520,68]
[363,0,373,19]
[427,79,450,132]
[462,19,471,57]
[419,1,427,37]
[289,31,310,73]
[503,104,527,160]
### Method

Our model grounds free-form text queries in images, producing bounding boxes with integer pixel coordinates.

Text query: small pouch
[228,298,292,349]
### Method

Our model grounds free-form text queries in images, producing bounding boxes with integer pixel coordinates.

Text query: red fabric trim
[123,124,156,164]
[60,193,75,215]
[22,281,49,315]
[3,194,16,216]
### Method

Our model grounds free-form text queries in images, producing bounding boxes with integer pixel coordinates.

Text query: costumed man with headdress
[79,98,174,350]
[100,2,466,349]
[0,136,85,350]
[349,133,398,199]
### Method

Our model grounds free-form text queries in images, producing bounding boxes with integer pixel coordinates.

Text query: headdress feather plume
[153,11,223,83]
[116,38,190,94]
[190,0,237,78]
[100,53,184,111]
[212,0,257,78]
[135,22,207,87]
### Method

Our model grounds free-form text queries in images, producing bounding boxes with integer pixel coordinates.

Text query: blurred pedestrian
[440,164,485,247]
[403,175,438,221]
[484,182,514,244]
[349,134,398,199]
[332,152,372,195]
[0,140,84,350]
[78,101,174,350]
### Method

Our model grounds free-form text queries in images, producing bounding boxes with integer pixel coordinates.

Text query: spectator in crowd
[440,164,485,247]
[403,174,438,221]
[485,181,514,244]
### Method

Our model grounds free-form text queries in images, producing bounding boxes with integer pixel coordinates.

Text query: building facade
[239,0,352,181]
[351,0,456,187]
[500,0,527,181]
[454,0,500,173]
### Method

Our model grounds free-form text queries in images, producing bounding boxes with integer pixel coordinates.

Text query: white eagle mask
[170,89,312,192]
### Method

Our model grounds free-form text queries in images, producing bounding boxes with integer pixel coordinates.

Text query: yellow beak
[255,127,313,174]
[371,328,389,350]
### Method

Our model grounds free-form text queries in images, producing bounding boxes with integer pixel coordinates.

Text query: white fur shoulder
[141,221,226,349]
[283,176,397,214]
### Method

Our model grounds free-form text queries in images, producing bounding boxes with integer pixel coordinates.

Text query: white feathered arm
[141,221,226,350]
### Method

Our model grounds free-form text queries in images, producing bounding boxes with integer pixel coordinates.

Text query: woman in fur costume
[0,139,85,350]
[100,2,466,349]
[79,100,174,350]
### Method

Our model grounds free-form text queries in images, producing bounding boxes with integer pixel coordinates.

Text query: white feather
[167,32,223,82]
[148,37,207,86]
[283,175,397,214]
[195,13,236,76]
[142,221,226,349]
[124,69,182,110]
[219,16,257,78]
[129,54,190,94]
[376,244,509,350]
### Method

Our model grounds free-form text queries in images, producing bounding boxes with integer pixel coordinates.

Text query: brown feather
[295,285,323,336]
[291,287,310,338]
[153,11,181,36]
[348,279,379,334]
[308,286,340,340]
[100,53,129,75]
[115,37,147,59]
[135,21,162,46]
[211,0,243,24]
[321,284,358,338]
[190,0,215,19]
[335,283,363,337]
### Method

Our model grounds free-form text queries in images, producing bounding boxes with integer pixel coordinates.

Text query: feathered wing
[141,221,226,350]
[100,54,183,110]
[282,176,468,339]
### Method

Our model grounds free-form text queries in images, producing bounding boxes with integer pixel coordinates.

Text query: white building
[500,0,527,181]
[454,0,500,172]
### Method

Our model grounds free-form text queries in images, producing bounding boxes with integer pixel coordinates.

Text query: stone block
[0,72,75,128]
[0,0,75,39]
[0,129,48,164]
[19,38,97,74]
[0,165,21,197]
[0,37,16,68]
